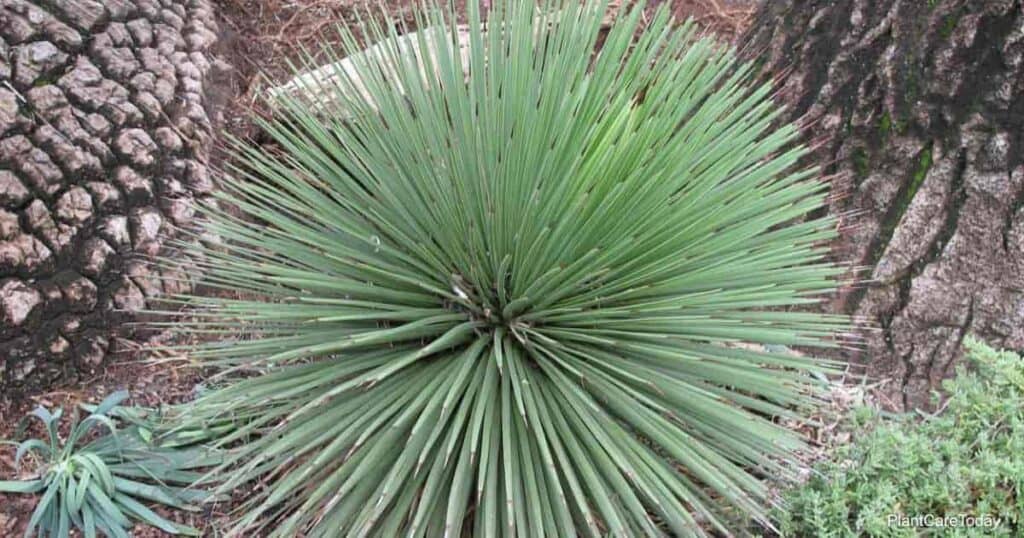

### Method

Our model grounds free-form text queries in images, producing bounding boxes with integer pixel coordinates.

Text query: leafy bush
[778,338,1024,537]
[0,391,215,537]
[158,0,846,536]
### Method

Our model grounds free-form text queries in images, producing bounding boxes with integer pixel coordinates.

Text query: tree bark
[743,0,1024,409]
[0,0,221,390]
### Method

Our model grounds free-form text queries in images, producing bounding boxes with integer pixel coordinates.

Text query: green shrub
[778,338,1024,537]
[156,0,846,536]
[0,391,216,537]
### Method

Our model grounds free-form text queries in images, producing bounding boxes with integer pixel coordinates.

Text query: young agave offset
[0,391,215,538]
[161,0,847,535]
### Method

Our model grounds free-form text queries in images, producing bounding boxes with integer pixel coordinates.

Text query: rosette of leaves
[158,0,847,535]
[0,391,214,537]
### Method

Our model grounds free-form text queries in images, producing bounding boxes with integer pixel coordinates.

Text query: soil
[1,0,753,535]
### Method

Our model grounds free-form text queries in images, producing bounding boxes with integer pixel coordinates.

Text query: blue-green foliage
[0,391,217,538]
[778,338,1024,537]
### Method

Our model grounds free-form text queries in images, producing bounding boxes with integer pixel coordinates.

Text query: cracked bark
[743,0,1024,409]
[0,0,224,391]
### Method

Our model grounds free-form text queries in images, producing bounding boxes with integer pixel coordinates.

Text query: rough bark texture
[0,0,220,389]
[744,0,1024,409]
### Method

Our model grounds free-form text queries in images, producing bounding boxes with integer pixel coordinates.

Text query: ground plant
[779,338,1024,537]
[154,0,847,536]
[0,391,213,538]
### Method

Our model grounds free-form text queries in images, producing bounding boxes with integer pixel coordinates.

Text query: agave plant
[158,0,847,535]
[0,391,214,537]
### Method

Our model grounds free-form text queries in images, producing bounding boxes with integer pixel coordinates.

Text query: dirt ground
[0,0,754,535]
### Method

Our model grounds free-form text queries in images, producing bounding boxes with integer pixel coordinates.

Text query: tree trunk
[743,0,1024,409]
[0,0,221,390]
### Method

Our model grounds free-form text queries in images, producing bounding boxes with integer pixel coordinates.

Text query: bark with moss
[743,0,1024,409]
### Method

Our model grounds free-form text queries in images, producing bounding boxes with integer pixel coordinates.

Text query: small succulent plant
[0,391,216,538]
